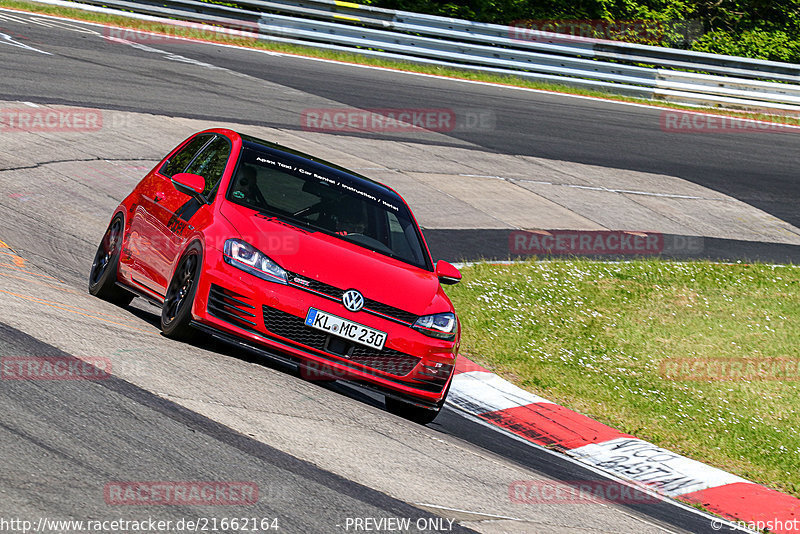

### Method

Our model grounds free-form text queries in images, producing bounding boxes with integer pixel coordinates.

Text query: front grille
[208,285,257,331]
[301,277,343,300]
[262,305,328,347]
[262,305,420,376]
[363,299,418,324]
[285,270,418,325]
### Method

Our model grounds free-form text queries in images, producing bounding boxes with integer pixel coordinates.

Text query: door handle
[154,193,165,203]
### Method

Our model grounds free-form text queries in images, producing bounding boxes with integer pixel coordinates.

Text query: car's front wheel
[88,214,134,306]
[161,244,202,340]
[385,395,445,425]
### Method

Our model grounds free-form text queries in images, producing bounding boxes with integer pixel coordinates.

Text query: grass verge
[3,0,800,127]
[445,259,800,497]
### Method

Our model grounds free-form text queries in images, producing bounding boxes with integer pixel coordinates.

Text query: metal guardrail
[54,0,800,110]
[251,0,800,80]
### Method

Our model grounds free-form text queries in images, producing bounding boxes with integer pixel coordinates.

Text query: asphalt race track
[0,322,477,533]
[2,10,799,233]
[1,7,794,533]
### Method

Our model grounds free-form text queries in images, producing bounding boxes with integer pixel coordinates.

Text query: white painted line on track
[0,31,51,54]
[0,11,31,23]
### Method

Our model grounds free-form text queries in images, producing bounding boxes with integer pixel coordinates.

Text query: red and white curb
[447,356,800,532]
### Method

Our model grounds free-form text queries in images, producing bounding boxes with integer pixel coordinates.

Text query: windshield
[226,147,430,269]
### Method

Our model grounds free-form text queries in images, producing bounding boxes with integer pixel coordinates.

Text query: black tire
[88,214,134,306]
[385,395,444,425]
[161,244,202,340]
[386,378,452,425]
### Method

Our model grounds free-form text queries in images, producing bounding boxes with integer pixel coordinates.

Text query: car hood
[220,202,450,316]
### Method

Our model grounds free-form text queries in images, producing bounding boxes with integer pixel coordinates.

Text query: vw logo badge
[342,289,364,312]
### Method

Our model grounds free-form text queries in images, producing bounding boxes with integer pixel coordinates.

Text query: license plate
[305,308,386,350]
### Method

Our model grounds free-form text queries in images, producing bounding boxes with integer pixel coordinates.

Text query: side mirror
[171,173,206,201]
[435,260,461,285]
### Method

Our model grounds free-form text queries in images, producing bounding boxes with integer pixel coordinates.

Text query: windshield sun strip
[226,149,431,270]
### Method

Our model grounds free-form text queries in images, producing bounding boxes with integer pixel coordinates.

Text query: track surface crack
[0,156,158,173]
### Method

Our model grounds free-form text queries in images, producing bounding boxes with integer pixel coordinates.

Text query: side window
[387,211,425,265]
[184,136,232,200]
[387,212,409,257]
[160,134,213,178]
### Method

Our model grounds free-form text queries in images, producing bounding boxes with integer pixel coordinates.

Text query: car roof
[238,133,406,207]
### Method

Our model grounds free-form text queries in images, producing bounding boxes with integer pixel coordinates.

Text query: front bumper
[192,246,457,406]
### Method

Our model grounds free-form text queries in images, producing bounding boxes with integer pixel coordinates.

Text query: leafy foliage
[364,0,800,62]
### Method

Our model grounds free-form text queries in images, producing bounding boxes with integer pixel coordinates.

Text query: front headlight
[412,312,457,340]
[223,239,287,284]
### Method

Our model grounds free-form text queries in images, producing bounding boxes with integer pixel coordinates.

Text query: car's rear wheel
[88,214,134,306]
[161,244,202,340]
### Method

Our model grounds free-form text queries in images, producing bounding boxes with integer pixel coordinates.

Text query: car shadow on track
[123,299,388,412]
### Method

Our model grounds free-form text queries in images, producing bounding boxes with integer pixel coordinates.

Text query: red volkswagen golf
[89,128,462,423]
